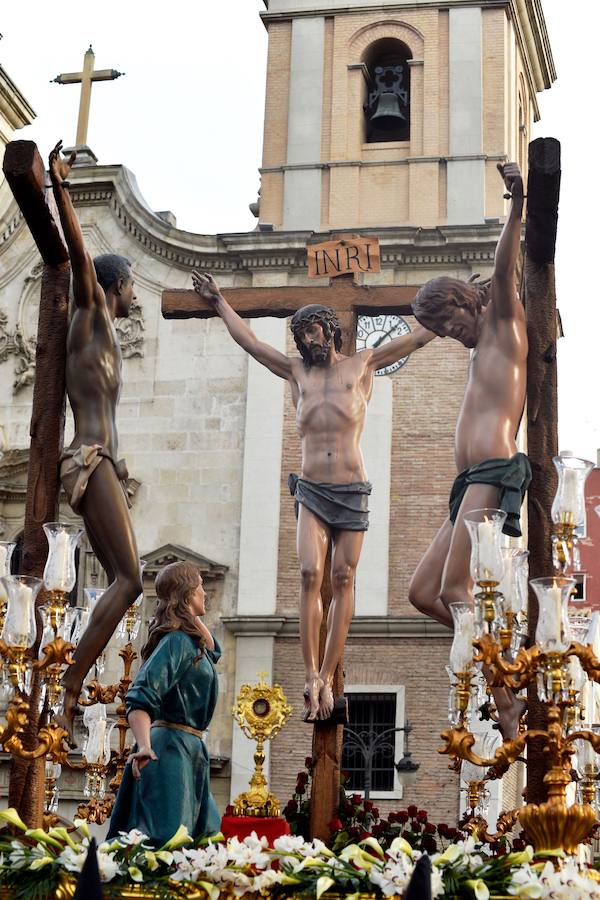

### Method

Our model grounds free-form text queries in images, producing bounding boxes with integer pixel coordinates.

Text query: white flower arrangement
[1,806,600,898]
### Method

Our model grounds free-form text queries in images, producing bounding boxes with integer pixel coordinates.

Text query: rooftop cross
[52,46,123,155]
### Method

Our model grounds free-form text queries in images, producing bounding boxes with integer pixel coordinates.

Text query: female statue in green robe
[108,561,221,846]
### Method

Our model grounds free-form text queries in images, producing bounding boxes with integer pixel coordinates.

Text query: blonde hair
[141,561,206,661]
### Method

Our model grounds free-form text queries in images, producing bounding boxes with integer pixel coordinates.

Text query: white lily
[316,875,335,899]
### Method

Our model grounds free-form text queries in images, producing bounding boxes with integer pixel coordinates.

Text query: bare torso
[455,296,527,472]
[65,304,122,459]
[290,352,374,483]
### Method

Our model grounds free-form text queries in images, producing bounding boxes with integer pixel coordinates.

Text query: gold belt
[151,719,206,740]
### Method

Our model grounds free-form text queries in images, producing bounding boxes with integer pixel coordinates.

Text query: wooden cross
[524,137,561,805]
[163,270,420,839]
[2,140,71,825]
[52,46,123,147]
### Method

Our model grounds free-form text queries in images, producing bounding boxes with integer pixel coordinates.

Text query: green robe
[107,630,221,847]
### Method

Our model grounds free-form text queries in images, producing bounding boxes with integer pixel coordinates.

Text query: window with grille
[342,691,397,792]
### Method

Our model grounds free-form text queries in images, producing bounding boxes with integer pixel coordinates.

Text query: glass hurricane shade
[0,542,16,604]
[463,509,507,584]
[83,703,114,766]
[551,455,594,530]
[530,577,575,652]
[449,602,475,673]
[0,575,42,647]
[497,548,529,614]
[43,523,83,593]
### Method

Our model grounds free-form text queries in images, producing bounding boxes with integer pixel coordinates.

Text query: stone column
[231,317,286,802]
[283,17,325,230]
[355,376,392,616]
[447,7,485,225]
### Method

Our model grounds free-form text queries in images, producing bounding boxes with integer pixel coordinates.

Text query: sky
[1,1,597,458]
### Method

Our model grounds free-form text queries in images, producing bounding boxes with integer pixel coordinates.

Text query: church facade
[0,0,553,826]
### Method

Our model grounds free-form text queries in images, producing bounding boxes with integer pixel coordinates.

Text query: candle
[478,519,496,579]
[548,581,563,644]
[560,468,579,519]
[45,530,71,591]
[0,546,7,604]
[450,608,475,672]
[6,584,33,643]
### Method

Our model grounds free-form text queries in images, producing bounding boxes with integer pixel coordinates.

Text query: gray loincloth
[448,452,532,538]
[288,473,372,532]
[60,444,132,514]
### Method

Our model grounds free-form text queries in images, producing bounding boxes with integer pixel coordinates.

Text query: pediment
[141,543,228,579]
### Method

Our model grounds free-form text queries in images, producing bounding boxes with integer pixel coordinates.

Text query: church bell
[370,92,405,130]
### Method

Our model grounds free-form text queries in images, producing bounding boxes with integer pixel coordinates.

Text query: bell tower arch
[258,0,554,231]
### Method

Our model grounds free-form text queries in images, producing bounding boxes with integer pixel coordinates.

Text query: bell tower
[258,0,554,231]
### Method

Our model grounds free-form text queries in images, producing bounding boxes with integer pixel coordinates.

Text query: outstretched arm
[192,272,292,380]
[492,162,524,318]
[368,323,436,371]
[49,141,98,309]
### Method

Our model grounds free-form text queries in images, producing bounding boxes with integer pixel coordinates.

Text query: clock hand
[372,327,397,349]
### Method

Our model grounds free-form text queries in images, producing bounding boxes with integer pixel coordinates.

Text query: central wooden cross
[162,268,420,839]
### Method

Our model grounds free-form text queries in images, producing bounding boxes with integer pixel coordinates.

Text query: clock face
[356,314,411,376]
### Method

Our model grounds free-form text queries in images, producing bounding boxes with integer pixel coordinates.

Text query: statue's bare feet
[497,695,527,741]
[302,676,322,722]
[318,680,335,720]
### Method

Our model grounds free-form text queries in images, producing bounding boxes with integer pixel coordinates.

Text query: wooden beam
[3,140,71,826]
[525,137,561,807]
[162,284,418,320]
[2,142,69,268]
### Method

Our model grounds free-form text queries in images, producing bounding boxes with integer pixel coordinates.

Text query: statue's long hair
[290,305,342,366]
[412,276,481,332]
[141,561,206,662]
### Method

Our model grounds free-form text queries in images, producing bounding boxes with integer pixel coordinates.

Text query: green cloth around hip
[448,452,532,538]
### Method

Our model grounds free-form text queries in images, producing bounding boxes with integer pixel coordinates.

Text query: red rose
[371,807,379,819]
[363,800,374,813]
[417,810,428,822]
[422,836,437,854]
[425,823,436,834]
[397,811,409,823]
[352,794,362,806]
[327,818,343,832]
[407,805,418,817]
[305,756,314,768]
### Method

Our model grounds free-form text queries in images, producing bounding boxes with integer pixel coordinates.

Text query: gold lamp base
[519,799,597,855]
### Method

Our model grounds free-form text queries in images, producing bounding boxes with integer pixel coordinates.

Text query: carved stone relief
[0,278,145,394]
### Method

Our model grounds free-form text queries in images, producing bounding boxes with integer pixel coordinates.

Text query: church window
[342,688,404,796]
[363,39,412,143]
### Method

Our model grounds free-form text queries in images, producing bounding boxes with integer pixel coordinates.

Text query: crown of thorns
[290,304,340,335]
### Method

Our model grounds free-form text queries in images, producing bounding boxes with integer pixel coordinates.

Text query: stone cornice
[221,614,451,638]
[0,163,504,274]
[0,66,36,132]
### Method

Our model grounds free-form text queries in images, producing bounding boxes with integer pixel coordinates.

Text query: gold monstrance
[232,673,291,816]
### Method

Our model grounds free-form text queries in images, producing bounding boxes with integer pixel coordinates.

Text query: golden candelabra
[77,638,139,823]
[232,672,292,817]
[441,456,599,854]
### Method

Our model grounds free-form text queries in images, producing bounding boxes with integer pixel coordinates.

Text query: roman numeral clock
[356,314,411,376]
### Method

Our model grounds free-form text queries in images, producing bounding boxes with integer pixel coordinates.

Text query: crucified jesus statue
[408,162,531,740]
[192,271,435,721]
[49,142,143,739]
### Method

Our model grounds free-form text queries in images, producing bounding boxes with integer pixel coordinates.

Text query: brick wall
[272,634,459,823]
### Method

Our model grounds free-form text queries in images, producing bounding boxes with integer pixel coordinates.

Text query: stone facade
[0,0,555,832]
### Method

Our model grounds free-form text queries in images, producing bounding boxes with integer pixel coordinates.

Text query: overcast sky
[1,1,597,458]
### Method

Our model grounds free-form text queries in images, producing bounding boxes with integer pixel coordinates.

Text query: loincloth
[448,452,532,538]
[60,444,132,514]
[288,473,372,532]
